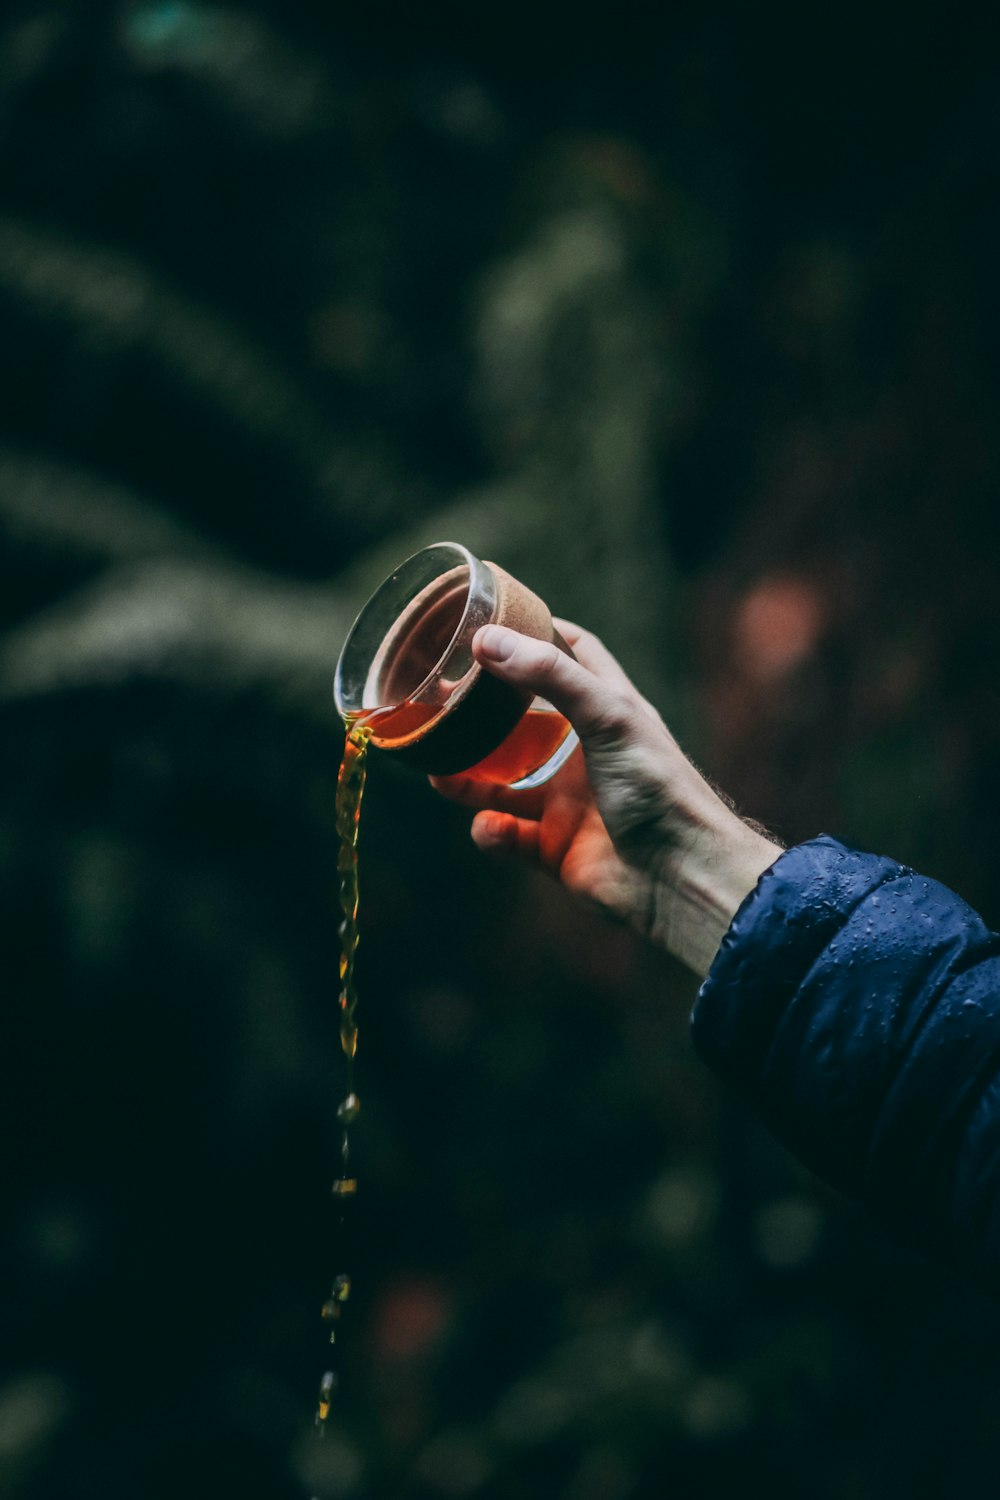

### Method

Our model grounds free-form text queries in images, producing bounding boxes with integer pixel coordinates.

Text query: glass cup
[333,542,579,788]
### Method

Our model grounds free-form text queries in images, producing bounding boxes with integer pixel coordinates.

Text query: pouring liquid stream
[315,716,369,1431]
[316,696,570,1428]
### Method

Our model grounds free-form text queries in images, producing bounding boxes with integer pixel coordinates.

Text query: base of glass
[508,728,579,790]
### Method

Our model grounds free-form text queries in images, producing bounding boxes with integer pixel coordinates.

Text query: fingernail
[476,625,517,662]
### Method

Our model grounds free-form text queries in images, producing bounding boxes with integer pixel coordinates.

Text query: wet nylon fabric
[691,835,1000,1275]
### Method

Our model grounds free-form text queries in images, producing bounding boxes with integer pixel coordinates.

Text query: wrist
[654,800,782,978]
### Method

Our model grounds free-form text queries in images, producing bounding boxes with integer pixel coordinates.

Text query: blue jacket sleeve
[691,834,1000,1277]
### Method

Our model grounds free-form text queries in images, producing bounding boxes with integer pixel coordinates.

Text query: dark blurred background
[2,2,999,1496]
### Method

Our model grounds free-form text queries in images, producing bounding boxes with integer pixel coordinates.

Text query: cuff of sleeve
[690,833,905,1093]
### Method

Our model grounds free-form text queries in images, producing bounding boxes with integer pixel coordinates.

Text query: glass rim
[333,541,489,735]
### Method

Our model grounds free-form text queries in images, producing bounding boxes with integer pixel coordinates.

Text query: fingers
[550,618,588,649]
[470,809,542,866]
[552,618,638,695]
[428,772,546,821]
[549,618,668,735]
[473,625,634,748]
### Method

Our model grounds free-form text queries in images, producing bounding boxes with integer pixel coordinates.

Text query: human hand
[430,621,782,978]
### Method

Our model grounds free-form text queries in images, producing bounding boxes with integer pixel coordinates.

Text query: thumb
[473,625,629,747]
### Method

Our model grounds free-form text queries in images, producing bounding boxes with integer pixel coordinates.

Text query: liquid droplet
[337,1093,361,1124]
[332,1177,358,1198]
[333,1273,351,1302]
[315,1369,336,1427]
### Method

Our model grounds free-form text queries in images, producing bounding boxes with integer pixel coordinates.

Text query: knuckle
[585,689,633,744]
[572,626,603,653]
[531,639,565,677]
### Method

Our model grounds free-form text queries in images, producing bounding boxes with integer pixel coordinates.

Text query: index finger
[552,618,637,695]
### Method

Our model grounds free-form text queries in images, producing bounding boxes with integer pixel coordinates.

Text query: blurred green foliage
[2,3,999,1498]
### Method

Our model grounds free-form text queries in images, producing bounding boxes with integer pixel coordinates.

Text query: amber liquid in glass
[360,701,572,785]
